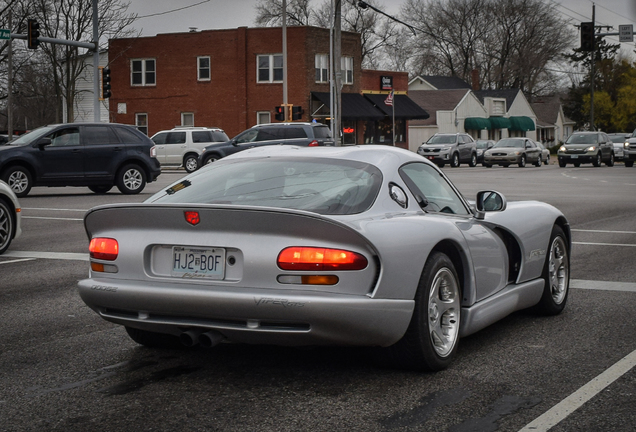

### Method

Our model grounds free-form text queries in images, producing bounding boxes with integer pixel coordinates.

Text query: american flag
[384,90,394,106]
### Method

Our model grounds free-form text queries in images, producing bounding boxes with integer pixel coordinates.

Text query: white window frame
[131,58,156,86]
[136,113,148,135]
[341,56,353,85]
[257,111,271,125]
[181,112,194,127]
[315,54,329,83]
[198,56,211,81]
[257,54,283,83]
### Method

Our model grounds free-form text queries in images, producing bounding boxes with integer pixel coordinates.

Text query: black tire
[573,162,581,167]
[533,225,570,315]
[558,160,566,167]
[203,154,220,165]
[384,252,461,371]
[184,154,199,173]
[534,157,542,167]
[469,153,477,167]
[3,166,32,198]
[437,163,445,168]
[450,153,460,168]
[88,185,112,194]
[518,154,526,167]
[593,153,602,167]
[626,160,634,168]
[606,153,614,167]
[0,199,15,255]
[545,155,550,166]
[116,164,146,194]
[483,163,492,168]
[125,326,186,349]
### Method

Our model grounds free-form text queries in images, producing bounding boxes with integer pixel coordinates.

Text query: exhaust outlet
[199,330,224,348]
[179,329,202,347]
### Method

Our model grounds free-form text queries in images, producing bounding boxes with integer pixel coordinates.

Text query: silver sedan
[0,180,21,254]
[78,145,571,371]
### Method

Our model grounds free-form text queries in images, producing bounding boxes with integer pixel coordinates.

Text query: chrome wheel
[184,156,198,173]
[123,169,142,190]
[205,156,217,165]
[548,235,569,305]
[428,267,460,358]
[0,201,12,253]
[8,170,29,194]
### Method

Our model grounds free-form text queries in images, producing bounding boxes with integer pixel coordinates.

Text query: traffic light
[292,106,303,120]
[274,106,285,121]
[102,67,111,99]
[27,19,40,49]
[580,22,594,52]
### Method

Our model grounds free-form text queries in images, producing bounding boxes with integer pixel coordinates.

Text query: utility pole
[333,0,342,146]
[7,11,13,139]
[282,0,288,122]
[590,4,595,131]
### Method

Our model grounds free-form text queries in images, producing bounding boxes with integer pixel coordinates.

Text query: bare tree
[254,0,313,26]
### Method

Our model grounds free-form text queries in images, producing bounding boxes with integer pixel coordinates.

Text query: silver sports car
[78,145,571,371]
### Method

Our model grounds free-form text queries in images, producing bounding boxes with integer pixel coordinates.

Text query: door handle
[113,147,122,152]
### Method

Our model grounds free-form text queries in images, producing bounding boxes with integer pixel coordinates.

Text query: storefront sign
[381,76,393,90]
[343,127,355,134]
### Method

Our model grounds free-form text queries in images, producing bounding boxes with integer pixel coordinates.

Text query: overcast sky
[124,0,636,57]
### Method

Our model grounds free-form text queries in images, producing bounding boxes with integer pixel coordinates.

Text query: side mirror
[475,190,507,220]
[36,137,52,149]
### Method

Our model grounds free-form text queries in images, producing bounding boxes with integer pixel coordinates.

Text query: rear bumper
[78,278,414,347]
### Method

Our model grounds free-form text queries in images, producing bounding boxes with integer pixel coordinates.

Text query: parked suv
[623,129,636,167]
[557,131,614,167]
[0,123,161,197]
[417,133,478,168]
[198,122,335,167]
[151,126,229,173]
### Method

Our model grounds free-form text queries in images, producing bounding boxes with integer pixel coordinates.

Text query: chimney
[471,69,480,91]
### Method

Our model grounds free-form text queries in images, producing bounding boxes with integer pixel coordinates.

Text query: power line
[134,0,211,20]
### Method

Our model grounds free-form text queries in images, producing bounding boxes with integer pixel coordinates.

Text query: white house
[62,50,110,123]
[474,89,538,141]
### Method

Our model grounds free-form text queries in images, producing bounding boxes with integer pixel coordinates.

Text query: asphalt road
[1,163,634,432]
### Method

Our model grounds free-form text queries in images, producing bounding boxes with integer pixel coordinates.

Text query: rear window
[192,131,212,143]
[116,126,144,144]
[284,128,307,139]
[150,157,383,215]
[312,126,332,139]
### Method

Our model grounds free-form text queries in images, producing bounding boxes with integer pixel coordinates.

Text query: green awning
[508,116,535,131]
[464,117,491,130]
[488,116,512,129]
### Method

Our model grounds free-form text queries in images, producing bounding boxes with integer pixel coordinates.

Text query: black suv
[0,123,161,197]
[198,122,334,167]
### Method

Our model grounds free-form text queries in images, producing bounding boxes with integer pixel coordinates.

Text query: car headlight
[513,151,521,155]
[585,146,596,152]
[477,150,483,156]
[625,142,630,149]
[559,146,566,152]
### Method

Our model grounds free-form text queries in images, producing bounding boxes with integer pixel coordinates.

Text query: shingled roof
[408,89,471,126]
[413,75,471,90]
[530,96,562,127]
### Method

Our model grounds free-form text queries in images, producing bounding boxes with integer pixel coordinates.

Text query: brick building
[108,25,427,146]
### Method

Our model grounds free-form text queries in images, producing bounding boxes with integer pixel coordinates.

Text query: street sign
[0,29,10,40]
[619,24,634,42]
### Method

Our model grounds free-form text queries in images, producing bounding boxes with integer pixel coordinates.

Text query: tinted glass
[150,157,383,215]
[565,133,598,144]
[427,135,456,144]
[284,128,307,139]
[7,126,56,145]
[399,163,469,215]
[494,138,524,148]
[48,128,80,147]
[235,129,258,144]
[192,131,212,143]
[116,126,144,143]
[256,128,281,141]
[212,131,229,141]
[83,126,120,145]
[152,133,168,145]
[166,132,186,144]
[312,126,332,139]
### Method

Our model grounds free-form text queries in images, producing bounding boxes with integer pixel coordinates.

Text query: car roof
[251,122,326,128]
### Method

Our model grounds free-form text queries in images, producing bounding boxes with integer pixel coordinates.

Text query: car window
[526,140,536,148]
[152,157,383,215]
[312,126,332,139]
[284,128,307,139]
[427,135,456,145]
[152,133,167,145]
[115,126,144,143]
[48,128,80,147]
[256,128,281,141]
[235,129,258,144]
[83,126,120,145]
[566,134,597,144]
[494,138,524,148]
[192,131,212,143]
[399,163,469,215]
[211,131,229,141]
[166,132,186,144]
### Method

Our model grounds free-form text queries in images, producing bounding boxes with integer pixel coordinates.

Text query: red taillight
[89,238,119,261]
[184,211,200,225]
[277,247,368,271]
[308,140,319,147]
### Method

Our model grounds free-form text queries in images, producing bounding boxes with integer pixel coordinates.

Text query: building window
[341,56,353,84]
[181,112,194,127]
[131,59,156,86]
[198,56,210,81]
[257,111,271,124]
[257,54,283,83]
[136,113,148,135]
[315,54,328,83]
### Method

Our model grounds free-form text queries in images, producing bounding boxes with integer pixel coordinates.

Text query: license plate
[171,246,225,279]
[571,155,579,159]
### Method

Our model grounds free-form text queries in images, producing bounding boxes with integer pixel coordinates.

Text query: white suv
[151,127,229,172]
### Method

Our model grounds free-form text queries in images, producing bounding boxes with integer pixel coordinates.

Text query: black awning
[312,92,385,121]
[363,94,430,120]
